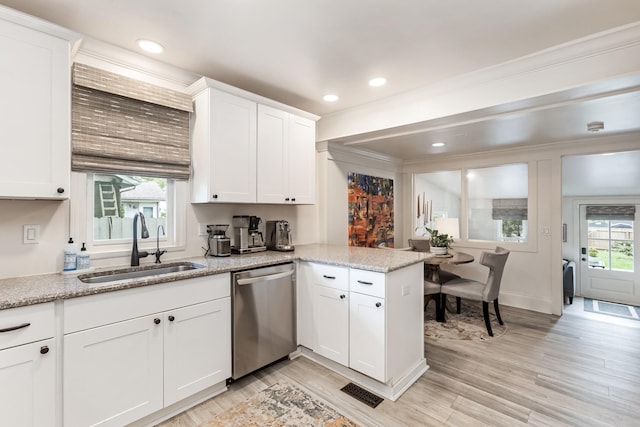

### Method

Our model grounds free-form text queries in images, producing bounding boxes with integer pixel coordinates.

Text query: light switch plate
[23,225,40,244]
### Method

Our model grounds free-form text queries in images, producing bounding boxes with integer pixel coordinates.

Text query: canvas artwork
[348,172,394,247]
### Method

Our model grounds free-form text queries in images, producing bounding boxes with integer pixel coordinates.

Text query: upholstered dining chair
[440,246,510,336]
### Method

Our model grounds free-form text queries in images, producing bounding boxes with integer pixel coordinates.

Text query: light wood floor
[158,298,640,426]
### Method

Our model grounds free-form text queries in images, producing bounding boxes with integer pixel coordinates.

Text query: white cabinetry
[307,264,349,365]
[63,275,231,427]
[300,262,424,394]
[0,11,79,199]
[191,87,257,203]
[0,303,56,427]
[257,104,316,204]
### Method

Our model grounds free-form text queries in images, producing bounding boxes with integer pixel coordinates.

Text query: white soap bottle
[77,242,91,270]
[63,238,78,272]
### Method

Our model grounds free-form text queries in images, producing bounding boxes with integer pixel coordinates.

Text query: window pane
[413,170,461,238]
[467,163,528,242]
[588,218,634,271]
[93,175,168,241]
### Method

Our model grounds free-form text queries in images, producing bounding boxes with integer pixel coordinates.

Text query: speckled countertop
[0,244,428,310]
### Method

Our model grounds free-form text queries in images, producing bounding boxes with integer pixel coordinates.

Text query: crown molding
[74,37,200,92]
[318,21,640,142]
[0,4,81,42]
[319,142,404,172]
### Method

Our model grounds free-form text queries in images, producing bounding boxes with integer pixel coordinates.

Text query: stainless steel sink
[78,262,205,284]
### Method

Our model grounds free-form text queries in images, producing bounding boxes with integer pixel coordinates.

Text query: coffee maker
[206,224,231,257]
[266,220,294,252]
[231,215,267,254]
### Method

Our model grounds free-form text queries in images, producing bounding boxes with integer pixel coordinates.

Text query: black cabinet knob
[154,318,161,325]
[285,197,290,201]
[375,302,382,308]
[56,187,65,194]
[340,294,346,299]
[291,198,296,202]
[168,315,175,322]
[40,345,49,355]
[212,194,218,199]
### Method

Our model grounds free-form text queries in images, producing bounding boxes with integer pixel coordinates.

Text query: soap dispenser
[77,242,91,270]
[63,238,78,271]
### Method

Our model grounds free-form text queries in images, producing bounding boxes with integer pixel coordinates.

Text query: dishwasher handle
[236,269,294,286]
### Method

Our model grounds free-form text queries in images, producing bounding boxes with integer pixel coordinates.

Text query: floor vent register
[340,382,384,408]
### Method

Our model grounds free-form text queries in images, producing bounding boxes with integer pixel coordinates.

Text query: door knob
[154,318,161,325]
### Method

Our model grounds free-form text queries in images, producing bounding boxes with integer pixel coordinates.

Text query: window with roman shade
[492,198,528,220]
[71,63,193,180]
[586,205,636,220]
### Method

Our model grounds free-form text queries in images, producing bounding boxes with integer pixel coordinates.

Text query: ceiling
[2,0,640,194]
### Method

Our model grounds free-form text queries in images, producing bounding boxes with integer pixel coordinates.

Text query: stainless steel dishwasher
[232,262,296,379]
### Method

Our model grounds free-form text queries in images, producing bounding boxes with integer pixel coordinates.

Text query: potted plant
[426,228,454,255]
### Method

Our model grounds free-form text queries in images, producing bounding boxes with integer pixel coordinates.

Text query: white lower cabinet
[0,302,56,427]
[349,292,385,381]
[164,298,231,405]
[63,275,231,427]
[64,315,164,427]
[0,339,56,427]
[312,285,349,366]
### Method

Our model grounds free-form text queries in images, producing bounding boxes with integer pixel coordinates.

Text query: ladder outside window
[99,183,118,217]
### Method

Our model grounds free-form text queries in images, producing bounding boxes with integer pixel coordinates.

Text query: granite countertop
[0,244,428,311]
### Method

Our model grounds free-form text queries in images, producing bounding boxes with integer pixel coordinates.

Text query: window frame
[412,160,538,253]
[70,172,187,261]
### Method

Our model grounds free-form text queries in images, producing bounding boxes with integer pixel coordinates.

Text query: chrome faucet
[131,212,150,266]
[152,225,166,263]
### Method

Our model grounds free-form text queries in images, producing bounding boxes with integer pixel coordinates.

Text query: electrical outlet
[198,223,209,236]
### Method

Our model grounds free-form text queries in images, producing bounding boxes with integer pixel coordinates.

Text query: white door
[64,315,164,427]
[257,104,288,203]
[288,114,316,204]
[349,292,386,382]
[0,339,55,427]
[164,298,231,405]
[209,89,257,202]
[312,285,349,365]
[578,204,640,305]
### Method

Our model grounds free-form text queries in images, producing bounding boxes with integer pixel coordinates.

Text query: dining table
[423,250,474,283]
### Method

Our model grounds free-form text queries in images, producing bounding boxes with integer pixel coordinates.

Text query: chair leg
[434,293,443,322]
[439,294,447,322]
[456,297,461,314]
[482,301,494,337]
[493,299,504,325]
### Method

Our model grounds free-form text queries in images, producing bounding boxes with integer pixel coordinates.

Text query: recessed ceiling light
[369,77,387,87]
[432,142,445,147]
[323,94,339,102]
[137,39,164,54]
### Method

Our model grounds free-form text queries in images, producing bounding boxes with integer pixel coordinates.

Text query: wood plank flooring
[158,298,640,426]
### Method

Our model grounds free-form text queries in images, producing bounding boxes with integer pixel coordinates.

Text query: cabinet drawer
[349,269,385,298]
[308,263,349,291]
[0,302,54,350]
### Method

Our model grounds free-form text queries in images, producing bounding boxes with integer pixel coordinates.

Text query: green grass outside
[594,250,634,271]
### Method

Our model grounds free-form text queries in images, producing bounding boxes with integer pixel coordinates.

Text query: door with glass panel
[579,204,640,305]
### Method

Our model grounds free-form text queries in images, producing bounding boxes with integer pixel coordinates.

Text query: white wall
[317,143,405,246]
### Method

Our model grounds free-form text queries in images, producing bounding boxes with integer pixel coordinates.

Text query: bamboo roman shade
[586,205,636,221]
[492,198,528,220]
[71,63,193,180]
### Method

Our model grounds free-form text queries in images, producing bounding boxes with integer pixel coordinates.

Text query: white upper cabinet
[0,10,79,199]
[257,104,316,204]
[188,77,318,205]
[191,87,258,203]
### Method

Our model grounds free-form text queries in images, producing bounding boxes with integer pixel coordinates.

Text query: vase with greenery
[426,228,454,254]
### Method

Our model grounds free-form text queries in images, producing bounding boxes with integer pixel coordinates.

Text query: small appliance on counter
[207,224,231,257]
[266,220,294,252]
[231,215,267,254]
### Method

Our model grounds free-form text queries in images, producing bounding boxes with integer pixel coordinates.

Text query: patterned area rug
[201,382,358,427]
[424,300,507,340]
[584,298,640,321]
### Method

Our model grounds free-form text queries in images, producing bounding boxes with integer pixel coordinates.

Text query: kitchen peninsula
[0,244,428,426]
